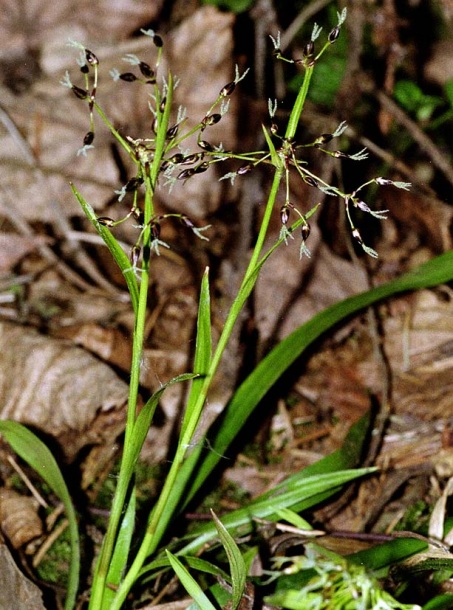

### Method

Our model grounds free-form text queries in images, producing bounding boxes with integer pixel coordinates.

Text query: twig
[376,89,453,189]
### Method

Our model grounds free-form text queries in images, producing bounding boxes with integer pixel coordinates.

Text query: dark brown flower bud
[151,222,161,240]
[97,217,115,226]
[202,113,222,127]
[85,49,99,65]
[80,64,89,74]
[280,205,290,225]
[130,245,141,266]
[153,34,163,48]
[139,62,154,78]
[220,81,236,96]
[301,223,311,240]
[180,214,194,228]
[83,131,94,145]
[270,123,278,134]
[304,176,318,187]
[303,41,314,57]
[72,85,88,99]
[182,153,202,165]
[198,140,214,151]
[177,168,196,180]
[194,162,209,174]
[328,26,340,43]
[166,124,179,139]
[125,177,144,192]
[169,153,185,164]
[237,163,253,175]
[160,97,167,113]
[119,72,137,82]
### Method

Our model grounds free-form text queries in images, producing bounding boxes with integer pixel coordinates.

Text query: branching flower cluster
[62,9,410,273]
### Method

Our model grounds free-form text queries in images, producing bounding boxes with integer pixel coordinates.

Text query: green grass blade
[166,551,217,610]
[180,468,375,556]
[181,268,212,441]
[71,184,139,314]
[185,250,453,501]
[103,491,136,606]
[211,510,246,610]
[0,421,80,610]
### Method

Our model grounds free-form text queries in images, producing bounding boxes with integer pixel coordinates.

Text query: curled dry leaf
[0,322,128,461]
[0,488,43,549]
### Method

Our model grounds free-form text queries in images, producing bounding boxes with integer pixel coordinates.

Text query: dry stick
[376,90,453,189]
[281,0,332,52]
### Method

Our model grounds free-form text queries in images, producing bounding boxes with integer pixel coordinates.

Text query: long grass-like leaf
[184,251,453,502]
[211,510,246,610]
[0,421,79,610]
[71,184,139,314]
[180,468,375,556]
[166,551,217,610]
[181,268,212,441]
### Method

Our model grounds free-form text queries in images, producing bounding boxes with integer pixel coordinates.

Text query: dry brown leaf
[0,322,128,461]
[0,489,43,549]
[0,542,45,610]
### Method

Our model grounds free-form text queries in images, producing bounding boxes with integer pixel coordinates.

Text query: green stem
[88,75,173,610]
[101,64,312,609]
[285,65,314,141]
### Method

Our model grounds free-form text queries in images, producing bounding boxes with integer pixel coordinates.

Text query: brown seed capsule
[237,163,253,175]
[83,131,94,145]
[317,133,333,145]
[80,64,89,74]
[85,49,99,65]
[304,176,318,187]
[151,222,161,240]
[180,214,194,228]
[125,177,144,192]
[328,26,340,43]
[182,153,202,165]
[169,153,185,164]
[198,140,214,151]
[153,34,163,48]
[139,61,154,78]
[280,205,290,225]
[194,162,209,174]
[166,124,179,139]
[177,168,196,180]
[303,41,315,57]
[130,245,141,266]
[220,81,236,96]
[97,217,115,227]
[119,72,137,82]
[202,113,221,127]
[72,85,88,99]
[301,223,311,240]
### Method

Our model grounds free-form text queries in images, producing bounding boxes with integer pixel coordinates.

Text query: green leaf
[262,124,282,170]
[180,468,375,556]
[103,491,136,605]
[0,421,79,610]
[71,184,139,315]
[181,268,212,441]
[184,251,453,502]
[166,551,217,610]
[211,510,246,610]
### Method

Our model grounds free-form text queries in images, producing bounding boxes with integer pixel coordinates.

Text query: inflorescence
[62,11,410,269]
